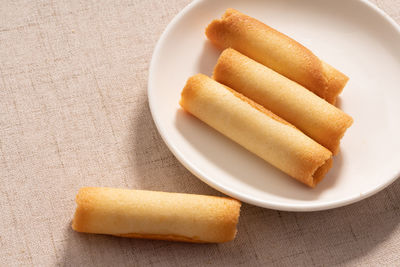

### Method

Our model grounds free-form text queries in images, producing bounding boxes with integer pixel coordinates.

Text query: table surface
[1,0,399,266]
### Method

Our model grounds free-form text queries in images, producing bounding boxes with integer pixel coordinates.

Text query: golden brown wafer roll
[72,187,241,243]
[213,48,353,155]
[206,8,348,104]
[180,74,333,187]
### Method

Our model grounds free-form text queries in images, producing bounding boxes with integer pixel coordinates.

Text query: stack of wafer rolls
[179,9,353,187]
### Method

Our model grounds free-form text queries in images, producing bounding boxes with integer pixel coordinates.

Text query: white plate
[148,0,400,211]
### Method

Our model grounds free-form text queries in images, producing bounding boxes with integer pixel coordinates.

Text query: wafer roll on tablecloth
[206,8,348,104]
[72,187,241,243]
[180,74,333,187]
[213,48,353,155]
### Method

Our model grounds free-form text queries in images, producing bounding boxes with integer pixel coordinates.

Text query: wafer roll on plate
[180,74,333,187]
[72,187,241,243]
[213,48,353,155]
[206,8,348,104]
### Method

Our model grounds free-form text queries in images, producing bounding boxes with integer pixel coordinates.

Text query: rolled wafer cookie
[180,74,333,187]
[206,8,348,104]
[72,187,241,243]
[213,48,353,155]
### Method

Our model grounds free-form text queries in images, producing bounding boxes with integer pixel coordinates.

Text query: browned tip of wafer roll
[72,187,241,243]
[205,8,348,104]
[213,48,353,155]
[322,61,349,105]
[180,74,333,187]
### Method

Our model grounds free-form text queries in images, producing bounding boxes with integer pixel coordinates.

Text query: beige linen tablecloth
[1,0,399,266]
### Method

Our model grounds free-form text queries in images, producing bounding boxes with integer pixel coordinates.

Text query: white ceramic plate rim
[148,0,400,211]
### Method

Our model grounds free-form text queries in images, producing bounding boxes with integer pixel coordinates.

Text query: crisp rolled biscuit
[72,187,241,243]
[206,8,348,104]
[213,48,353,155]
[180,74,333,187]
